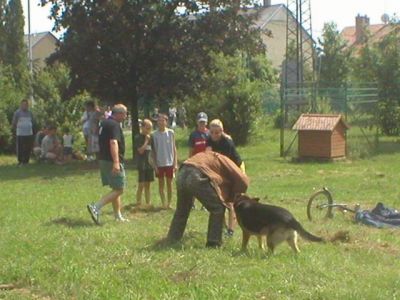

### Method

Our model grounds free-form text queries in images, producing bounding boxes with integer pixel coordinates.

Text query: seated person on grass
[41,125,63,164]
[33,125,48,159]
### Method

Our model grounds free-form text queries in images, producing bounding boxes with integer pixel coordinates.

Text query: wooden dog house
[292,114,349,159]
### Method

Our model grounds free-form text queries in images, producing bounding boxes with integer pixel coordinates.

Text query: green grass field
[1,125,400,299]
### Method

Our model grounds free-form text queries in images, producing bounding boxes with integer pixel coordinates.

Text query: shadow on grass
[123,203,167,214]
[46,217,97,228]
[0,159,137,182]
[145,231,205,252]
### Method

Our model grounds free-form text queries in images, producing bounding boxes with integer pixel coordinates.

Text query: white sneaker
[115,216,129,222]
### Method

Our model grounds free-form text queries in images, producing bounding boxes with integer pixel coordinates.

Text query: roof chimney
[263,0,271,7]
[355,14,370,43]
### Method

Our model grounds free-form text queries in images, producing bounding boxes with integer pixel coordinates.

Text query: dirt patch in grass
[0,284,52,300]
[170,264,199,283]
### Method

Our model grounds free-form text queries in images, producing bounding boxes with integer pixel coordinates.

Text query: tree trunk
[130,92,140,161]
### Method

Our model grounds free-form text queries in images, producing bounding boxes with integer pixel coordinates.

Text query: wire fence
[277,82,380,158]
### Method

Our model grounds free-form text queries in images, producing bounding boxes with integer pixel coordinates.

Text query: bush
[0,110,12,153]
[378,100,400,136]
[0,64,26,152]
[185,52,277,145]
[31,64,97,151]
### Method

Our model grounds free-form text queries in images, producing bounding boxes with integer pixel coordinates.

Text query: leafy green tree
[375,26,400,135]
[185,51,276,144]
[3,0,28,91]
[0,0,6,62]
[0,62,24,152]
[32,63,93,146]
[41,0,264,156]
[351,44,378,83]
[319,22,351,88]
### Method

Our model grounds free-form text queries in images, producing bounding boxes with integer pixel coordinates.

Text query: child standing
[134,119,154,207]
[206,119,244,237]
[151,113,177,209]
[62,128,74,162]
[188,112,209,157]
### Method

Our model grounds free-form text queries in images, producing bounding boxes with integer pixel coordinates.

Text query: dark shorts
[138,169,154,183]
[63,147,73,155]
[99,160,126,190]
[156,166,174,179]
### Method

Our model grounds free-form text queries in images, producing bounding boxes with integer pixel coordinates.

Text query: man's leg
[111,190,124,220]
[167,179,193,242]
[16,136,23,164]
[25,135,33,164]
[195,182,225,247]
[20,136,28,164]
[96,189,123,211]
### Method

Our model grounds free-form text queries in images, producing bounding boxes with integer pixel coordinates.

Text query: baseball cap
[197,112,208,122]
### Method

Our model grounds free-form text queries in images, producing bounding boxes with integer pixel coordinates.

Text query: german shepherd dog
[234,194,324,253]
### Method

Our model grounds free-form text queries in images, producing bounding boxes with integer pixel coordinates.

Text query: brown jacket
[183,151,249,204]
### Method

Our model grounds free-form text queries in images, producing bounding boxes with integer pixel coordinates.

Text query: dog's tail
[291,219,324,242]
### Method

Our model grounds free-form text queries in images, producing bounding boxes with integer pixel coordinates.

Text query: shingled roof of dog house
[292,114,349,159]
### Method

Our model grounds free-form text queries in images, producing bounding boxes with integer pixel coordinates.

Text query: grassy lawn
[1,124,400,299]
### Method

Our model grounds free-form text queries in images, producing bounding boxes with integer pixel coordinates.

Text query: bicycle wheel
[307,188,333,221]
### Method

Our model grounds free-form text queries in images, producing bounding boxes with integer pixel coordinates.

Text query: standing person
[206,119,244,237]
[151,113,178,209]
[12,99,35,165]
[188,112,209,157]
[168,106,177,129]
[81,101,96,159]
[87,105,102,161]
[134,119,154,207]
[104,106,112,119]
[166,151,249,248]
[87,104,128,224]
[206,119,242,167]
[33,125,48,159]
[188,112,209,210]
[177,105,187,129]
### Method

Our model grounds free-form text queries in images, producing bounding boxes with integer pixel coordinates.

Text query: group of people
[13,99,248,247]
[87,104,249,247]
[12,99,74,165]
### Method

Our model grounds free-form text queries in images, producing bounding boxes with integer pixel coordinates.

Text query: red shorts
[156,166,174,179]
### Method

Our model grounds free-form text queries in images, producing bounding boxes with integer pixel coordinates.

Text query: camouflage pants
[167,165,225,246]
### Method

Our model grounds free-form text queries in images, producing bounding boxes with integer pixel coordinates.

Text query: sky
[22,0,400,39]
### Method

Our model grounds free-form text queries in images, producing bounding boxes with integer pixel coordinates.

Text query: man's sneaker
[87,203,100,225]
[115,216,129,222]
[206,241,221,248]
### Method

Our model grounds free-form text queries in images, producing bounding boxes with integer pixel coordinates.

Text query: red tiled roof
[292,114,349,131]
[341,24,386,46]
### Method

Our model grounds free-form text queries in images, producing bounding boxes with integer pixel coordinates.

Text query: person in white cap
[188,112,209,157]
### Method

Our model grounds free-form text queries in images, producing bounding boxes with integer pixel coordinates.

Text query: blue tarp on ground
[355,202,400,228]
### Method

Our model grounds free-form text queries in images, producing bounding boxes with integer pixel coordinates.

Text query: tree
[318,22,351,88]
[42,0,264,157]
[3,0,28,91]
[0,0,6,62]
[185,51,276,144]
[375,26,400,135]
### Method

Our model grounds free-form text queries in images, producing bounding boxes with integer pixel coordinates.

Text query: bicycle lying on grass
[307,187,360,221]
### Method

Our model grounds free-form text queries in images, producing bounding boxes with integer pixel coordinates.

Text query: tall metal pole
[27,0,34,105]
